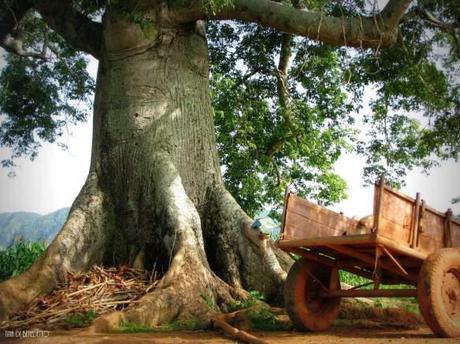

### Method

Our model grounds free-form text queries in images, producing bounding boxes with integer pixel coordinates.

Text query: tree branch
[0,0,45,57]
[1,31,46,58]
[418,9,460,59]
[34,0,102,59]
[276,33,298,136]
[171,0,413,49]
[0,0,32,42]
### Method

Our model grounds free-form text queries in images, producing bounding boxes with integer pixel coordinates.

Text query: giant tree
[0,0,459,327]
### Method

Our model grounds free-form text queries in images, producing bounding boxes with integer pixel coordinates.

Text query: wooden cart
[277,178,460,337]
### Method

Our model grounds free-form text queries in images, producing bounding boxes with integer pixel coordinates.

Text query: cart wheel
[284,257,340,331]
[417,248,460,338]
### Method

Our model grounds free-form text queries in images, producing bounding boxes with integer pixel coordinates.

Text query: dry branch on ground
[0,265,158,330]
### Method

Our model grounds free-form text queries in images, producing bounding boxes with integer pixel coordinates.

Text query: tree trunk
[0,8,291,326]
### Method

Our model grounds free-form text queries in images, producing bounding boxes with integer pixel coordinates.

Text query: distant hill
[0,208,69,248]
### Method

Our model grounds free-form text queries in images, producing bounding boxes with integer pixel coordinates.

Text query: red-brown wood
[278,179,459,281]
[282,194,359,241]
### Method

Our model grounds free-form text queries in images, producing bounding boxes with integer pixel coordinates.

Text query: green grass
[201,293,218,311]
[228,290,292,331]
[64,311,97,327]
[229,289,266,312]
[247,305,292,331]
[0,240,46,282]
[114,319,206,333]
[340,271,419,314]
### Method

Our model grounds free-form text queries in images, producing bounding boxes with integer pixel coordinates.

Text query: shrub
[0,240,46,282]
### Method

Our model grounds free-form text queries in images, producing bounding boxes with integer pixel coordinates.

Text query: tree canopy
[1,0,459,217]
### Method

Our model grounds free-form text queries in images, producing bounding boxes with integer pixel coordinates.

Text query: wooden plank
[283,194,358,240]
[378,218,411,246]
[284,211,339,239]
[287,248,337,268]
[326,244,418,284]
[452,221,460,248]
[337,257,421,269]
[374,177,385,234]
[280,190,292,238]
[410,193,421,248]
[320,289,417,298]
[380,245,408,276]
[285,247,375,280]
[277,233,377,249]
[415,200,426,248]
[417,207,445,254]
[375,235,426,260]
[382,183,417,204]
[340,266,375,281]
[445,209,453,248]
[378,191,414,246]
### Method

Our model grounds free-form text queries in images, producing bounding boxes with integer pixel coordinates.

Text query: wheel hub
[442,268,460,319]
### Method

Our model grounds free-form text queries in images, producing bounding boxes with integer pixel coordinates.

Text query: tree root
[205,186,292,302]
[93,244,247,331]
[211,307,288,344]
[212,312,268,344]
[0,172,110,321]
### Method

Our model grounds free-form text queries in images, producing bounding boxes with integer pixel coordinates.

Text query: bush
[0,240,46,282]
[64,311,97,328]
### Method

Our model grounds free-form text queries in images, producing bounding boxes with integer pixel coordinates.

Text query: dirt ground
[1,325,459,344]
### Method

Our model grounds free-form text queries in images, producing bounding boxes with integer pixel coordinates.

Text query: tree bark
[171,0,413,48]
[0,7,291,326]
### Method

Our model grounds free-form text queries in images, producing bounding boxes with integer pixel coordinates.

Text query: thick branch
[0,0,44,57]
[0,0,32,42]
[171,0,412,48]
[1,29,46,58]
[265,33,299,159]
[34,0,102,58]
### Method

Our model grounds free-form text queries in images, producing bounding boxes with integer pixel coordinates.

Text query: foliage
[340,271,418,313]
[207,0,460,212]
[0,12,94,168]
[0,240,46,282]
[116,319,205,332]
[227,289,291,330]
[204,0,234,14]
[64,310,96,327]
[348,0,460,187]
[201,293,219,311]
[229,289,266,311]
[208,21,355,216]
[247,304,291,331]
[115,320,158,333]
[340,270,371,287]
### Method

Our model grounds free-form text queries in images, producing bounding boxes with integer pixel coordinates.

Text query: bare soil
[1,325,459,344]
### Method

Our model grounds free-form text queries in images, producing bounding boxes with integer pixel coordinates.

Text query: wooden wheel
[417,248,460,337]
[284,257,340,331]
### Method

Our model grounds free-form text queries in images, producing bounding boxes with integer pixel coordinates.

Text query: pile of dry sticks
[0,265,157,330]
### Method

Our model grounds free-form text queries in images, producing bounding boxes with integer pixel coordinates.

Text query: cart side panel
[374,185,413,246]
[418,208,445,254]
[453,221,460,247]
[374,182,459,255]
[283,194,358,240]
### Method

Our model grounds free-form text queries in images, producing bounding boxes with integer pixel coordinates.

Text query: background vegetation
[0,240,46,282]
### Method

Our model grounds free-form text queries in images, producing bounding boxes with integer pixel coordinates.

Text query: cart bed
[277,180,460,284]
